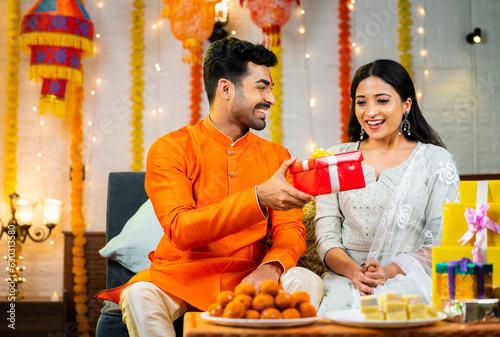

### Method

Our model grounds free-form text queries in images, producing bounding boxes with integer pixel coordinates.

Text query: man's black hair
[203,37,278,106]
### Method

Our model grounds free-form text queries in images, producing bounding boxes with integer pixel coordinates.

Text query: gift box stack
[290,151,365,196]
[432,180,500,323]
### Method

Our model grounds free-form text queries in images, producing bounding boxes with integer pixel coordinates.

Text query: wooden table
[184,312,500,337]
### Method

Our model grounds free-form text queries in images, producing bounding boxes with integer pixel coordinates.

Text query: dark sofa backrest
[106,171,147,289]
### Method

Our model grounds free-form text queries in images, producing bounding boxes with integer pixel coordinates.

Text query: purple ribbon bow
[447,257,485,299]
[457,203,500,263]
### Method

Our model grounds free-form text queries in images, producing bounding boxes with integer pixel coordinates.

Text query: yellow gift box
[432,246,500,306]
[435,260,493,301]
[433,180,500,306]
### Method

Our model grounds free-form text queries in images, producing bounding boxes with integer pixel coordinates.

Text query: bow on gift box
[457,203,500,263]
[447,257,485,299]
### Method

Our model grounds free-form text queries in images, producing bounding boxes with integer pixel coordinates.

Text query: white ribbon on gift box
[300,155,341,193]
[327,155,340,193]
[477,181,488,263]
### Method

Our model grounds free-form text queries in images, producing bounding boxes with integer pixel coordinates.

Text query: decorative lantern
[241,0,297,48]
[20,0,94,118]
[163,0,217,125]
[240,0,298,145]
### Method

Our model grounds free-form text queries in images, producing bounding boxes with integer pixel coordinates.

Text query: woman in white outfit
[315,59,460,314]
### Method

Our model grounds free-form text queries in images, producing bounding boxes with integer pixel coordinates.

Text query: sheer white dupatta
[365,144,460,304]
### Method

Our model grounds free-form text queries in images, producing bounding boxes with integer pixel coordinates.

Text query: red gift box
[289,151,365,196]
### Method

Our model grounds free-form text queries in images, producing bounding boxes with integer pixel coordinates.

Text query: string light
[305,53,310,59]
[37,153,42,157]
[32,106,37,111]
[152,110,157,116]
[92,136,97,142]
[300,9,305,15]
[90,90,96,95]
[87,121,93,126]
[96,78,101,83]
[40,121,44,126]
[97,1,103,8]
[351,42,356,47]
[231,30,237,35]
[348,3,354,10]
[310,98,316,107]
[420,49,427,57]
[95,33,100,38]
[419,7,425,15]
[424,70,429,76]
[36,166,40,171]
[298,27,305,34]
[50,240,54,245]
[152,24,158,29]
[355,47,361,53]
[417,92,423,98]
[418,27,424,34]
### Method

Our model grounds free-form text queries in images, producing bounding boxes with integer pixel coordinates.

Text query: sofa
[95,171,326,337]
[95,172,183,337]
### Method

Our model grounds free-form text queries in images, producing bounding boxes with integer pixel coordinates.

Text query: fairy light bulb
[90,90,96,95]
[355,47,361,53]
[152,24,158,29]
[92,136,97,142]
[37,153,42,157]
[300,9,305,15]
[95,33,101,38]
[97,1,103,8]
[348,3,354,10]
[298,27,305,34]
[417,92,423,98]
[40,121,44,126]
[96,78,101,84]
[310,98,316,107]
[32,106,37,111]
[152,110,157,116]
[418,27,424,34]
[424,70,429,76]
[231,30,236,35]
[419,8,425,15]
[351,42,357,47]
[88,121,93,126]
[158,108,163,113]
[420,49,427,57]
[36,166,40,171]
[305,53,310,59]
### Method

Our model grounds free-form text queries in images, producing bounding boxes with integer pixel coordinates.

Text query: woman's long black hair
[346,59,445,148]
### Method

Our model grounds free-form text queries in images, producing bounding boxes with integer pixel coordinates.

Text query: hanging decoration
[338,0,351,142]
[398,0,412,77]
[240,0,299,145]
[131,0,145,171]
[4,0,21,203]
[163,0,217,125]
[67,80,90,337]
[20,0,94,118]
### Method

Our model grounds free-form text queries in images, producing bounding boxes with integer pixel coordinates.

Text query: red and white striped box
[289,151,366,196]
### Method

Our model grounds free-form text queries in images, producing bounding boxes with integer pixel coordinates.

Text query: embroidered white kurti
[315,141,460,313]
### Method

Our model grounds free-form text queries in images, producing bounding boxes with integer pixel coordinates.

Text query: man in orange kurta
[97,37,323,337]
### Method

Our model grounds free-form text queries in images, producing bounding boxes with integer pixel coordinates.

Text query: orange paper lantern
[163,0,217,125]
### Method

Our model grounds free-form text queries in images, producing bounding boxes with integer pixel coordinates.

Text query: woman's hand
[351,265,377,296]
[363,259,404,286]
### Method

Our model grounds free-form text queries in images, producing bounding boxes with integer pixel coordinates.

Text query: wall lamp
[1,192,62,299]
[466,28,482,44]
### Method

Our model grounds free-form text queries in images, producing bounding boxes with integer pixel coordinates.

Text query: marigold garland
[4,0,21,202]
[67,79,90,337]
[131,0,145,171]
[398,0,412,77]
[190,60,203,125]
[338,0,351,143]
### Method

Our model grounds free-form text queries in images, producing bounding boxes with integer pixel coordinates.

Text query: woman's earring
[360,128,365,140]
[399,111,411,136]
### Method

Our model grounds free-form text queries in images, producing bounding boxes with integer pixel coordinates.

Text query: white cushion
[99,199,163,273]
